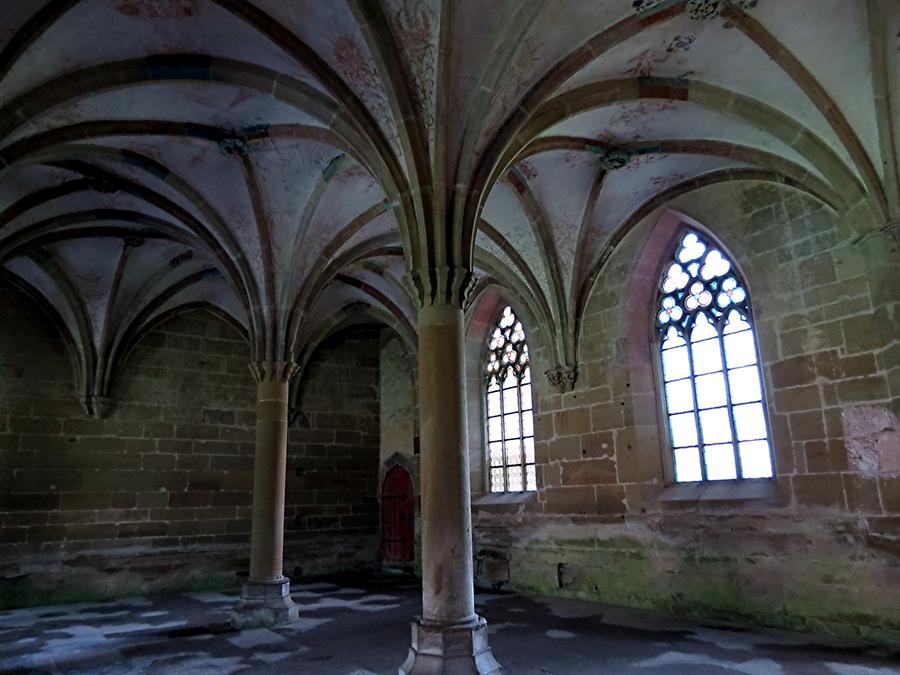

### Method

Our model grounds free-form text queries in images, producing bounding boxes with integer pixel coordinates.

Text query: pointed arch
[648,213,775,482]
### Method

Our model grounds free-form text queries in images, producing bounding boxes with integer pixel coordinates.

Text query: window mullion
[517,377,525,491]
[716,322,743,479]
[682,327,707,481]
[499,378,508,492]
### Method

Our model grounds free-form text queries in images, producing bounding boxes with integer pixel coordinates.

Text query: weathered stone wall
[284,327,382,577]
[0,288,384,606]
[472,184,900,643]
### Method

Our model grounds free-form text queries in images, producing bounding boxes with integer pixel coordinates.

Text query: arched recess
[465,285,548,495]
[381,464,415,566]
[619,208,790,485]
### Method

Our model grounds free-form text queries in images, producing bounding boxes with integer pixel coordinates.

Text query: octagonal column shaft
[230,361,299,629]
[401,271,502,673]
[418,302,477,625]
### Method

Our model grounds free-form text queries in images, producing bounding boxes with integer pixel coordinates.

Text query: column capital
[545,365,577,393]
[405,266,478,310]
[249,361,299,384]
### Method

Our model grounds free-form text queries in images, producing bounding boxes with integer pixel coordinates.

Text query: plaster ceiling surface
[0,0,896,406]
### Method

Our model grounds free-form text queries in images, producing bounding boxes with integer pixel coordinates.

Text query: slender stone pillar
[230,361,299,629]
[401,269,502,674]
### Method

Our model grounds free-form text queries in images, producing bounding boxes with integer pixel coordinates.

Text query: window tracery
[657,230,774,482]
[485,306,536,492]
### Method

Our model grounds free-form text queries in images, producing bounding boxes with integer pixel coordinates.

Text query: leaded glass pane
[503,387,518,412]
[523,437,535,463]
[665,379,694,413]
[522,412,534,438]
[657,228,773,482]
[724,330,757,368]
[728,366,762,404]
[507,465,523,492]
[669,412,698,447]
[674,447,702,482]
[704,443,737,480]
[699,407,732,444]
[487,391,501,417]
[691,338,723,374]
[503,412,520,438]
[520,384,533,411]
[694,372,726,409]
[662,345,691,381]
[739,441,773,478]
[489,442,504,467]
[505,438,522,466]
[490,468,505,492]
[525,464,537,491]
[487,416,502,442]
[733,402,767,441]
[484,305,536,493]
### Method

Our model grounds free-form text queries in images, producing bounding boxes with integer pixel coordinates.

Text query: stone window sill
[655,478,778,503]
[472,491,538,507]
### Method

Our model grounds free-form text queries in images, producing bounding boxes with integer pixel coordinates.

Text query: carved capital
[545,366,577,393]
[80,395,116,420]
[405,266,477,310]
[249,361,299,384]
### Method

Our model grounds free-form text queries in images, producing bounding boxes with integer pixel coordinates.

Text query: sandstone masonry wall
[0,288,383,606]
[472,184,900,643]
[284,327,382,576]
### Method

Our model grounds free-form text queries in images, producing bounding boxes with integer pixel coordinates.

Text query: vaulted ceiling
[1,0,897,412]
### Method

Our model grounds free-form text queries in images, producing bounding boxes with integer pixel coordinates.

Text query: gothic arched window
[657,230,774,482]
[485,305,536,492]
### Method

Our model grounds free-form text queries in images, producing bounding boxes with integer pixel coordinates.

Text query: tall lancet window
[657,230,774,482]
[485,305,536,492]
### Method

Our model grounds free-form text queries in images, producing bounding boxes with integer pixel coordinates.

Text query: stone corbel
[545,365,577,393]
[80,395,116,420]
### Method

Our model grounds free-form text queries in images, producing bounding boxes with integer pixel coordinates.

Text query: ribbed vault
[1,0,897,410]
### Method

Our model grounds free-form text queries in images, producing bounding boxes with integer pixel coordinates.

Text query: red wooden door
[381,465,414,563]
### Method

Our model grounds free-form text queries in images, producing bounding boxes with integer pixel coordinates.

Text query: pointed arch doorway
[381,465,415,566]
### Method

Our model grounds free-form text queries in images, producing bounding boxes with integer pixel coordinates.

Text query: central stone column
[230,361,299,629]
[401,269,502,674]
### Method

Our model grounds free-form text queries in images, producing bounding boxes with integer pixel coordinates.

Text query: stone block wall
[0,286,385,607]
[472,183,900,643]
[284,327,383,577]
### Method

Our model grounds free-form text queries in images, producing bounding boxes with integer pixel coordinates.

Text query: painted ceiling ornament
[687,0,725,20]
[218,136,250,157]
[392,1,437,132]
[599,149,632,171]
[631,0,663,14]
[545,365,577,393]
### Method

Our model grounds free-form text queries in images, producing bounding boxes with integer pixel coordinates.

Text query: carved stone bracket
[545,365,577,393]
[80,395,116,420]
[405,267,478,310]
[249,361,299,384]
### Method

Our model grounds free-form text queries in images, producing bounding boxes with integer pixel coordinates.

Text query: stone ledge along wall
[472,183,900,644]
[0,287,384,608]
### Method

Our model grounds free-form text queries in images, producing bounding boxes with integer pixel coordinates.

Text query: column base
[399,616,503,674]
[229,577,298,629]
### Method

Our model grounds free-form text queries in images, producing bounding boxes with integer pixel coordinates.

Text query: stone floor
[1,576,898,674]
